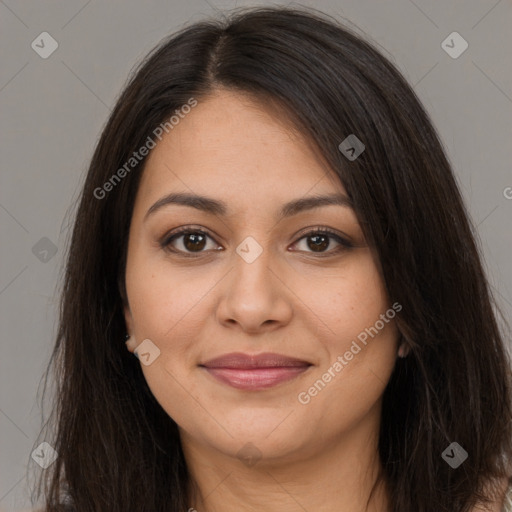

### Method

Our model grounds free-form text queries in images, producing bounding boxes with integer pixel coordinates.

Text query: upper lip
[200,352,312,369]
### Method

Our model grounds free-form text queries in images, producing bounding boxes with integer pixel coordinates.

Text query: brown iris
[307,234,329,252]
[183,232,207,252]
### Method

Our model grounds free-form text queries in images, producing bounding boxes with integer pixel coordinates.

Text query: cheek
[125,247,212,337]
[293,252,398,406]
[124,254,212,426]
[124,251,217,394]
[294,251,391,343]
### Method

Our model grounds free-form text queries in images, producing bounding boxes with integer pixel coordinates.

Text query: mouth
[199,352,313,390]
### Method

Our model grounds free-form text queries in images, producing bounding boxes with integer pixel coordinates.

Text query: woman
[32,6,512,511]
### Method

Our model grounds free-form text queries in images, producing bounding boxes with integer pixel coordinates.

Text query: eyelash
[159,225,353,258]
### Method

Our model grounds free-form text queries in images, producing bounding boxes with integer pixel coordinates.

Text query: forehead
[135,89,345,212]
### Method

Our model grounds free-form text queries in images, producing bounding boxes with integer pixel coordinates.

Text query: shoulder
[487,479,512,512]
[503,484,512,512]
[10,509,45,512]
[12,505,75,512]
[12,508,45,512]
[471,478,512,512]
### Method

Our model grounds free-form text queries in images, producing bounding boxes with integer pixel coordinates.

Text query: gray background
[1,0,511,510]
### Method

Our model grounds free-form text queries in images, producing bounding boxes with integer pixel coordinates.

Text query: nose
[215,240,293,334]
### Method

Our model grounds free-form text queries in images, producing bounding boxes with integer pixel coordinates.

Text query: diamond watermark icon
[236,442,262,467]
[441,442,468,468]
[338,134,365,161]
[31,442,58,469]
[32,237,58,263]
[31,32,59,59]
[134,339,161,366]
[236,236,263,264]
[441,32,468,59]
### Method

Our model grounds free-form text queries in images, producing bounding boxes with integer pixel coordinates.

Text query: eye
[291,227,353,256]
[160,226,220,256]
[160,226,353,257]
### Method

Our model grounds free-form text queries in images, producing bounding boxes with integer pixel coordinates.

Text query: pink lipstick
[199,352,312,390]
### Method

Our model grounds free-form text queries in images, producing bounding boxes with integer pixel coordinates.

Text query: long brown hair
[32,6,512,511]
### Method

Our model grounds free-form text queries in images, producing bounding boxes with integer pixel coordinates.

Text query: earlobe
[398,342,410,358]
[125,335,137,352]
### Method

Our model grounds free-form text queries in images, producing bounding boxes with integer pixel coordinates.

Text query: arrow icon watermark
[338,134,365,161]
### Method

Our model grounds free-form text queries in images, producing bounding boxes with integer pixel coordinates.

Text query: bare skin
[122,88,412,511]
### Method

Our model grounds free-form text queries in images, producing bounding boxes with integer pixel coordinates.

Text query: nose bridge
[231,234,276,294]
[216,233,293,331]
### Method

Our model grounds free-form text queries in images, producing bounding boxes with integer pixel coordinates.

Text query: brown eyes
[160,225,353,258]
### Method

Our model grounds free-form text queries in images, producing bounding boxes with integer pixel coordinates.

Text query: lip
[199,352,312,390]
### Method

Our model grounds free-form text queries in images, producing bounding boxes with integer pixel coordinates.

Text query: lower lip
[202,366,310,390]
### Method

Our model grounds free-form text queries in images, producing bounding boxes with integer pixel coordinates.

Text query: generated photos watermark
[297,302,402,405]
[94,97,198,200]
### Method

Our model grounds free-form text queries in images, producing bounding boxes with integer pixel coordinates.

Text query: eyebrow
[144,191,353,222]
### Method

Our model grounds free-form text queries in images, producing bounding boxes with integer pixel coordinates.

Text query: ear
[398,342,410,358]
[123,304,137,352]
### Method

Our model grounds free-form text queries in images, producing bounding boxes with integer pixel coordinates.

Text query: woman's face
[123,88,400,464]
